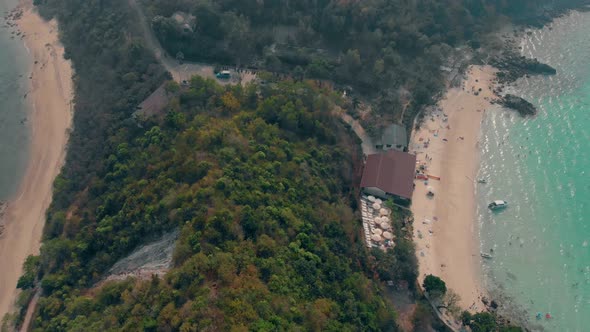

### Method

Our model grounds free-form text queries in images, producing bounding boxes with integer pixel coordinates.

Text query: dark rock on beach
[499,94,537,116]
[492,50,556,84]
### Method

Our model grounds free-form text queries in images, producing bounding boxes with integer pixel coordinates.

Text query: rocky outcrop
[498,94,537,116]
[491,51,556,84]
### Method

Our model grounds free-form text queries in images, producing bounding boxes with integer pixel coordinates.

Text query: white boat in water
[488,200,508,210]
[480,252,493,259]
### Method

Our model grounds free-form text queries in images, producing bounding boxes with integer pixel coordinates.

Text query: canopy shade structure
[373,203,381,210]
[383,231,394,240]
[371,234,382,242]
[372,228,383,235]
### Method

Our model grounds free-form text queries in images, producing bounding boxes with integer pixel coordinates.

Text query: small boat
[488,200,508,210]
[477,178,487,184]
[480,252,493,259]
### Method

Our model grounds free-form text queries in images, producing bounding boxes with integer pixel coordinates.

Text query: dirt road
[127,0,255,85]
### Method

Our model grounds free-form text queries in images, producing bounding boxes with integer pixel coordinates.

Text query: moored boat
[488,200,508,210]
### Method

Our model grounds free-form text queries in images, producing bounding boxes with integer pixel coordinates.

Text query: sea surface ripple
[478,11,590,331]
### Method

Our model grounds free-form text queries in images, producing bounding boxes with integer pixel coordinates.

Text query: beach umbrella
[379,221,389,229]
[371,234,382,242]
[383,231,394,240]
[375,198,383,204]
[379,208,389,216]
[367,196,376,202]
[372,203,381,210]
[372,228,383,235]
[427,186,435,193]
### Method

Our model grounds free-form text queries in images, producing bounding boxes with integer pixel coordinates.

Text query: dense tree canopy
[460,311,524,332]
[142,0,588,126]
[423,274,447,298]
[11,0,585,330]
[27,75,414,331]
[12,0,427,330]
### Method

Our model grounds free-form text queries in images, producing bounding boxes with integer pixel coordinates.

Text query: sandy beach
[411,65,497,310]
[0,0,73,320]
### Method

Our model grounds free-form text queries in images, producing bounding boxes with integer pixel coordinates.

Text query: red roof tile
[360,150,416,200]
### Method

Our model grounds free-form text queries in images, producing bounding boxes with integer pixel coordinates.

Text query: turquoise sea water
[478,11,590,331]
[0,0,30,200]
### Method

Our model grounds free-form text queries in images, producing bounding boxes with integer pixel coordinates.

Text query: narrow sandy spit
[0,0,73,319]
[411,65,497,311]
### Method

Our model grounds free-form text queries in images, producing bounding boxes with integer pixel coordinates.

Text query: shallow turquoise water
[0,0,30,200]
[478,11,590,331]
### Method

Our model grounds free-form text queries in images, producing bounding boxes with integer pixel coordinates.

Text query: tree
[17,255,41,289]
[468,312,497,332]
[164,81,180,95]
[439,289,461,317]
[293,65,305,81]
[422,274,446,298]
[176,51,184,63]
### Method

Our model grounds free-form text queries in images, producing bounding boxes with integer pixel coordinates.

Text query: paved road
[338,112,377,156]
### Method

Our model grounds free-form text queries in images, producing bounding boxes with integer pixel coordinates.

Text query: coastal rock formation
[499,94,537,116]
[492,51,556,84]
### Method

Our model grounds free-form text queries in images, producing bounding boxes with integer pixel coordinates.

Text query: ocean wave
[478,9,590,331]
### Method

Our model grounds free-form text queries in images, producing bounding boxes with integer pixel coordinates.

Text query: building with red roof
[360,150,416,203]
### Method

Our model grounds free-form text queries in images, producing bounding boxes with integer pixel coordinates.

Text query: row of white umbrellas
[367,195,382,204]
[371,231,394,242]
[365,196,394,243]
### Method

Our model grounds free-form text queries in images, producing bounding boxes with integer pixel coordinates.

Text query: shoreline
[0,0,73,320]
[410,65,497,311]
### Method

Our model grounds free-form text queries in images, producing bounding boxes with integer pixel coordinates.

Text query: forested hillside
[24,73,421,330]
[12,0,425,330]
[143,0,589,125]
[9,0,588,330]
[34,0,168,214]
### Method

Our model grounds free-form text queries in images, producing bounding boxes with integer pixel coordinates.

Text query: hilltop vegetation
[10,0,588,330]
[143,0,588,126]
[14,3,422,328]
[34,0,168,213]
[11,0,426,330]
[25,74,424,330]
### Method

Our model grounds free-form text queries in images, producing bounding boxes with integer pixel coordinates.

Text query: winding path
[336,111,376,156]
[128,0,255,85]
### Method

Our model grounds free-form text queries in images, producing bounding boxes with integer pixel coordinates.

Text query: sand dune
[411,65,497,311]
[0,0,73,319]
